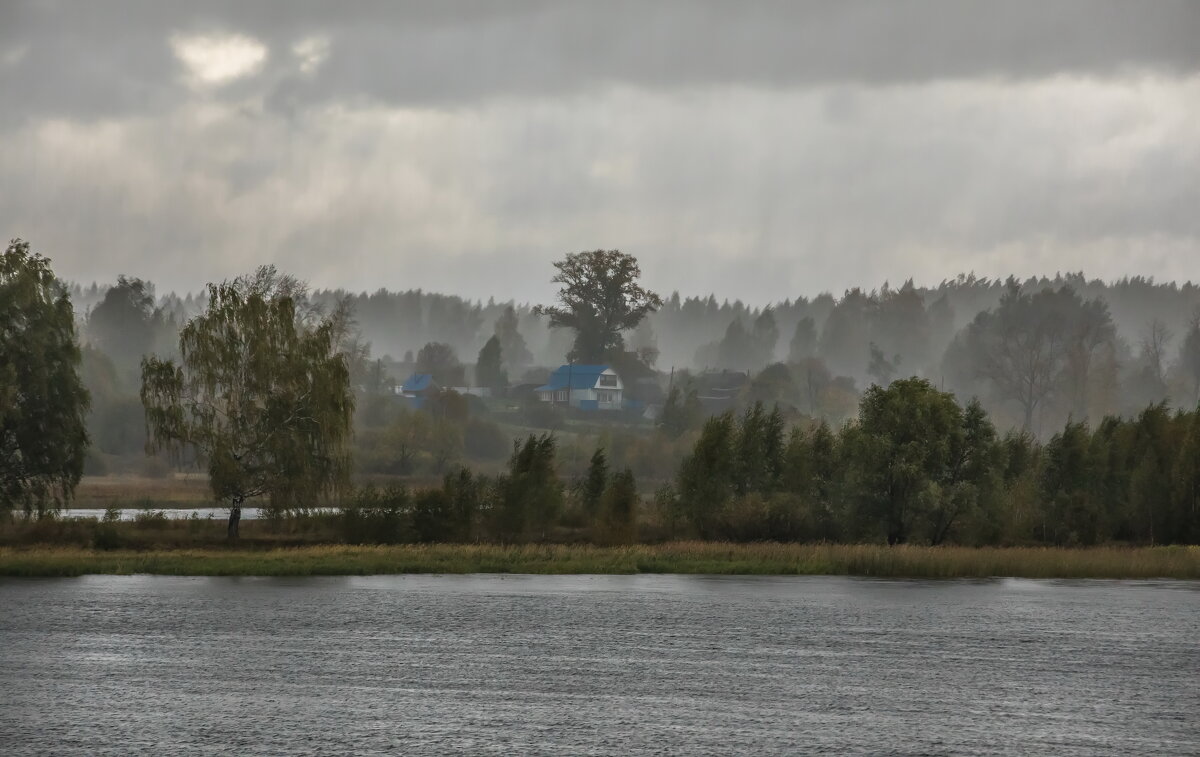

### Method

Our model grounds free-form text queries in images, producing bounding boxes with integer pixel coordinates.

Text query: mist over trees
[7,240,1200,549]
[69,269,1200,438]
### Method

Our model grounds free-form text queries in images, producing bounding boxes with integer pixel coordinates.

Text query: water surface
[1,575,1196,755]
[60,507,285,521]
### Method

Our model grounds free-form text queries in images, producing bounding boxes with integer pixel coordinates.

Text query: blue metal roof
[402,373,436,393]
[535,364,612,392]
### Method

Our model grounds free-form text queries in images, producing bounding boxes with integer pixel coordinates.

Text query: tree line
[3,239,1198,547]
[67,265,1200,440]
[671,382,1198,546]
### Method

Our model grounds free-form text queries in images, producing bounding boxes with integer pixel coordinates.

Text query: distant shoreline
[1,543,1196,579]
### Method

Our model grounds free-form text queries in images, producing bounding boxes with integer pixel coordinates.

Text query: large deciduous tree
[533,250,662,364]
[1178,312,1200,407]
[87,275,169,386]
[140,266,354,537]
[415,341,466,386]
[957,281,1114,432]
[844,378,966,545]
[0,240,90,516]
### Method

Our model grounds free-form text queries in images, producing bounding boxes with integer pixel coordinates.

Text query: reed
[1,542,1196,579]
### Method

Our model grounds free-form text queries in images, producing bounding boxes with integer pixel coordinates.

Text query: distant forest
[5,243,1197,547]
[71,272,1200,439]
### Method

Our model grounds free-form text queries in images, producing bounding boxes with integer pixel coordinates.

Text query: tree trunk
[227,499,243,539]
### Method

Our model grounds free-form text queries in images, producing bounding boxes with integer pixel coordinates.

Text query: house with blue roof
[535,365,623,411]
[398,373,439,409]
[401,373,438,396]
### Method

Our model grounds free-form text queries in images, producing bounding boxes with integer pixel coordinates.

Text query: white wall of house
[537,367,623,410]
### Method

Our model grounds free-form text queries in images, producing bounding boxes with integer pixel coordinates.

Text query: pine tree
[475,335,507,392]
[494,305,533,373]
[601,468,638,545]
[677,413,736,538]
[1171,410,1200,544]
[658,384,703,438]
[580,447,608,519]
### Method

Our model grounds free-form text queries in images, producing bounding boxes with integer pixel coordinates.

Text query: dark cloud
[2,1,1197,300]
[3,0,1198,122]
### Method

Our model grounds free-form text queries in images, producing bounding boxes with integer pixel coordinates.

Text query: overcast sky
[2,1,1199,303]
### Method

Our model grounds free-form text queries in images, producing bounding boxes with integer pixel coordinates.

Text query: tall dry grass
[1,542,1196,578]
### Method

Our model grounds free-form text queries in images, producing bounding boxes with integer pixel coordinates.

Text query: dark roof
[535,365,614,392]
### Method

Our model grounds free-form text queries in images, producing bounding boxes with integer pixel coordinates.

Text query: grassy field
[1,542,1196,578]
[72,475,214,508]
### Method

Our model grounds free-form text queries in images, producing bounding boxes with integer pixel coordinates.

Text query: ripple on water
[0,574,1197,756]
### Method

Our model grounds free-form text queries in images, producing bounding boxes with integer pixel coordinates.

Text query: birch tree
[141,267,353,537]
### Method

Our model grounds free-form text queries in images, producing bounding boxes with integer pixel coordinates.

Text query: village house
[396,373,439,409]
[535,365,623,410]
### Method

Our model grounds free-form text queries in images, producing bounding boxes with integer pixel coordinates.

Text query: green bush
[412,489,453,543]
[341,485,410,544]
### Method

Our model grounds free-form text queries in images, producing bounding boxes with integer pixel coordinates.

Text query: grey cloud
[2,2,1198,303]
[3,0,1199,122]
[3,79,1197,303]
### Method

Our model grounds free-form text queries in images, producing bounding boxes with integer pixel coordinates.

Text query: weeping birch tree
[141,267,354,538]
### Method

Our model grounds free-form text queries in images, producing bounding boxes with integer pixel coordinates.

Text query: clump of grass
[0,542,1196,579]
[132,508,170,528]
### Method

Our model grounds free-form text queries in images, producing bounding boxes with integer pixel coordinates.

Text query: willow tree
[0,239,90,516]
[141,267,354,537]
[533,250,661,364]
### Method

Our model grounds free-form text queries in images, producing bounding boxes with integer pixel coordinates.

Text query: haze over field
[3,1,1200,301]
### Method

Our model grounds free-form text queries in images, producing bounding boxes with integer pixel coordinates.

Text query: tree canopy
[87,275,170,386]
[141,266,354,537]
[955,282,1115,432]
[474,335,507,392]
[415,341,465,386]
[533,250,662,363]
[0,240,90,516]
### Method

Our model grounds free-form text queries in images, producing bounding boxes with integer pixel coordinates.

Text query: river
[1,575,1196,755]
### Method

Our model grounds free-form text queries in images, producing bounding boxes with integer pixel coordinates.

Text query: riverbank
[1,542,1197,578]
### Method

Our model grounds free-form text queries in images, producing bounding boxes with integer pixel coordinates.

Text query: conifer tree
[580,446,608,519]
[601,468,638,544]
[475,335,507,392]
[677,412,736,538]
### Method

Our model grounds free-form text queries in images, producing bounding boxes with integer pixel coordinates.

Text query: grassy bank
[1,542,1197,579]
